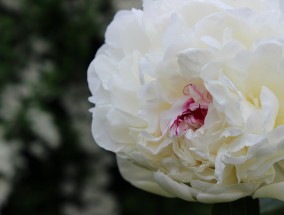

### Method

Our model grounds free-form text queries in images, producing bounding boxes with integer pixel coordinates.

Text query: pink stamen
[170,84,212,136]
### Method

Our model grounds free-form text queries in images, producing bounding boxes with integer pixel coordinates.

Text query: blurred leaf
[260,198,284,215]
[212,197,259,215]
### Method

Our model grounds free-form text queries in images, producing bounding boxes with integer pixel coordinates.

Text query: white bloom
[88,0,284,203]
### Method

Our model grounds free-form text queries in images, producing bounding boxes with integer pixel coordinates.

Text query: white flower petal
[259,86,279,132]
[117,156,174,197]
[178,48,213,79]
[91,107,125,152]
[106,109,145,144]
[106,10,149,53]
[154,171,198,201]
[253,182,284,200]
[192,180,259,203]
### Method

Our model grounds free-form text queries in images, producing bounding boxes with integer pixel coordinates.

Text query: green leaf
[212,197,259,215]
[260,198,284,215]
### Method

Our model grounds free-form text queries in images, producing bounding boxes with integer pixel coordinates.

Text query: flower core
[170,84,212,136]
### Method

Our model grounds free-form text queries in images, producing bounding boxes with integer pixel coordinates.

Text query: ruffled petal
[92,107,125,152]
[154,171,198,201]
[117,156,174,197]
[253,182,284,200]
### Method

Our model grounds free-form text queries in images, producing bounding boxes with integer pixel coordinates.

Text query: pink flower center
[170,84,212,136]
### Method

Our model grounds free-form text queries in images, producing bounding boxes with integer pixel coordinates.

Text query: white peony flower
[88,0,284,203]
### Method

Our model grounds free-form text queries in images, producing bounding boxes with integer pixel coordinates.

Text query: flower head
[88,0,284,203]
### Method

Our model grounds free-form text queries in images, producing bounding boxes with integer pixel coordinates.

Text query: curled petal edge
[117,156,174,198]
[253,182,284,201]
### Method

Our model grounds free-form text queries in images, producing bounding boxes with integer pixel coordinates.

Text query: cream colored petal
[178,48,213,79]
[117,156,174,197]
[253,182,284,200]
[205,78,244,126]
[106,10,149,53]
[154,171,198,201]
[106,109,145,144]
[87,60,111,105]
[163,13,187,47]
[177,0,231,27]
[192,180,259,203]
[259,86,279,132]
[274,160,284,182]
[92,107,125,152]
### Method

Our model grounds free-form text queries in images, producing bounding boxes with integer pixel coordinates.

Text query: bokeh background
[1,0,284,214]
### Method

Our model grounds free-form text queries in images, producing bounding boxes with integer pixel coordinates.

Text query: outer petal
[106,109,146,145]
[92,107,125,152]
[105,10,149,53]
[154,171,198,201]
[87,59,111,105]
[192,180,259,203]
[117,156,174,197]
[253,182,284,200]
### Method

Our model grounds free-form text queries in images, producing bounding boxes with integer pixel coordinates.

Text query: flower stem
[211,197,260,215]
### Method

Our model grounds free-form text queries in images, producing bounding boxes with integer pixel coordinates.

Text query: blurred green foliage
[0,0,113,214]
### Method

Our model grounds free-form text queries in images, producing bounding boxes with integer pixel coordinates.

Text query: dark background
[0,0,283,214]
